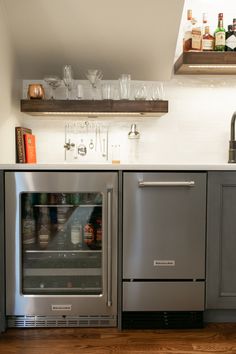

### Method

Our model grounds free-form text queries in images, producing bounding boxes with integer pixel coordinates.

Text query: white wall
[0,1,21,163]
[22,76,235,164]
[4,0,236,165]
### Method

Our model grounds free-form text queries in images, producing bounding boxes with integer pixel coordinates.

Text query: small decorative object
[27,84,45,99]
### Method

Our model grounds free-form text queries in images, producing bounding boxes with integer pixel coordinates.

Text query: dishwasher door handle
[138,181,195,187]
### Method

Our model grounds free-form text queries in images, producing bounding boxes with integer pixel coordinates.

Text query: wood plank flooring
[1,324,236,354]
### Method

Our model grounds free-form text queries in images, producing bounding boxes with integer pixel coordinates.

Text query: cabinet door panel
[123,172,206,279]
[207,172,236,309]
[0,171,5,332]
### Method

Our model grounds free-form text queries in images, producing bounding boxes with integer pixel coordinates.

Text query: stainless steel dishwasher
[122,172,206,329]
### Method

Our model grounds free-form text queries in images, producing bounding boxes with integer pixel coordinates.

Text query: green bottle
[214,13,226,51]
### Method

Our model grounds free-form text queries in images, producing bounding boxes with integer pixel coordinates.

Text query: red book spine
[24,133,37,163]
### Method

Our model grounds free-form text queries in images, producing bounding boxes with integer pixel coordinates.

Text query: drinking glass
[44,76,61,99]
[63,65,73,99]
[85,69,103,99]
[85,69,103,88]
[134,84,147,100]
[77,84,84,100]
[151,82,165,100]
[101,83,114,99]
[119,74,131,99]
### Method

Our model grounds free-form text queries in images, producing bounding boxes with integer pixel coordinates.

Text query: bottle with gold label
[202,26,214,51]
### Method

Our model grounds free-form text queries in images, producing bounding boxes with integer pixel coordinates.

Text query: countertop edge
[1,163,236,171]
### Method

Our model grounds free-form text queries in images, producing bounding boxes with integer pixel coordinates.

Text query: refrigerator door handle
[138,181,195,187]
[107,188,113,307]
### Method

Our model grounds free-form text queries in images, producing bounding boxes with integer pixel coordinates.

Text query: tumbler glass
[119,74,131,99]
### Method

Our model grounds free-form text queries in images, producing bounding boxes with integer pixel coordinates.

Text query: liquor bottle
[38,207,51,249]
[22,198,36,247]
[202,26,215,51]
[57,224,67,250]
[233,19,236,52]
[183,9,193,52]
[214,13,226,51]
[84,223,95,248]
[95,217,102,249]
[191,18,202,51]
[225,25,235,51]
[70,216,83,249]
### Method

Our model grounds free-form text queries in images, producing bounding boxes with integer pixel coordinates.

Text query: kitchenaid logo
[52,305,72,311]
[153,260,175,266]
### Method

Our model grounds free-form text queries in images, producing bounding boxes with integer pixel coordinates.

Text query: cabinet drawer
[123,281,205,311]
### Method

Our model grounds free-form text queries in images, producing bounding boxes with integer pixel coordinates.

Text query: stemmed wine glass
[85,69,103,99]
[63,65,73,99]
[44,76,61,99]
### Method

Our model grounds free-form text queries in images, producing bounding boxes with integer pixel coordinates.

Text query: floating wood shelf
[21,99,168,117]
[174,52,236,75]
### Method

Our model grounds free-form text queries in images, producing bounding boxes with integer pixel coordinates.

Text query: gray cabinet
[0,171,5,332]
[207,172,236,309]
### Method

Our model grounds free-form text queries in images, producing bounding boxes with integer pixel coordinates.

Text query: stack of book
[15,127,37,163]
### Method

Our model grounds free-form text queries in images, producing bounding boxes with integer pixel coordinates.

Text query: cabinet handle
[107,188,113,307]
[138,181,195,187]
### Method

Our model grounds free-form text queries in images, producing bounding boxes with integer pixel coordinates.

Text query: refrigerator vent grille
[7,315,116,328]
[122,311,203,329]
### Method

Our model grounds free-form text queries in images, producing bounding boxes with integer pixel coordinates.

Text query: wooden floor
[0,324,236,354]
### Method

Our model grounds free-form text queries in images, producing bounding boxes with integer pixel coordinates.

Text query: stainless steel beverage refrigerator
[5,171,118,328]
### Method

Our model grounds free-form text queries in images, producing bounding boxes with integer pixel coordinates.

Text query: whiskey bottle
[38,207,51,249]
[70,216,83,249]
[202,26,214,51]
[22,199,36,247]
[191,18,202,51]
[183,9,193,51]
[214,13,226,51]
[225,25,235,51]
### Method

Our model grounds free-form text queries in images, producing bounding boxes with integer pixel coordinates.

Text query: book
[24,133,37,163]
[15,127,32,163]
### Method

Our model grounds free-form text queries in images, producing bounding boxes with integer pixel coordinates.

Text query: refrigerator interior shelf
[24,268,102,276]
[34,204,102,208]
[24,287,102,292]
[24,249,102,253]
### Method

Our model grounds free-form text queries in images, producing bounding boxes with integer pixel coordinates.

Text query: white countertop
[1,163,236,170]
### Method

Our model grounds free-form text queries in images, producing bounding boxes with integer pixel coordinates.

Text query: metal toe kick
[7,315,117,328]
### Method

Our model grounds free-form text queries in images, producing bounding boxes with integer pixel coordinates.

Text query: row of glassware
[37,66,165,101]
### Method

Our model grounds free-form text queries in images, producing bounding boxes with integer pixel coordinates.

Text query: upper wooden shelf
[174,52,236,75]
[21,99,168,117]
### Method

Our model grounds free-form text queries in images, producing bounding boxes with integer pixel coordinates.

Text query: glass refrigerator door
[21,192,103,295]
